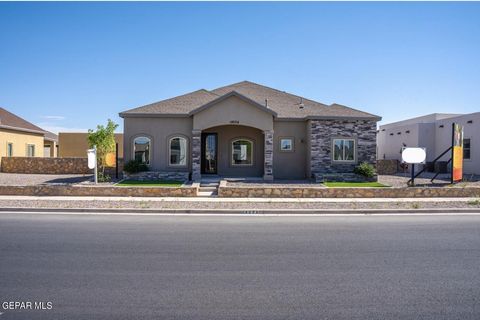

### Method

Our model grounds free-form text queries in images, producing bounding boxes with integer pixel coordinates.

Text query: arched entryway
[201,125,265,178]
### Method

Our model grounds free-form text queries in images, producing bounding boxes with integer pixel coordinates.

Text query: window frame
[279,137,294,152]
[231,138,254,167]
[132,135,152,166]
[7,142,13,157]
[463,138,471,160]
[168,135,189,167]
[331,138,356,163]
[26,144,35,157]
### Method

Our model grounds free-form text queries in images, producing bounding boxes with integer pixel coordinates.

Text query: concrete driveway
[0,172,93,185]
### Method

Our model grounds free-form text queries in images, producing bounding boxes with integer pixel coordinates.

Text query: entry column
[263,130,274,180]
[192,130,201,182]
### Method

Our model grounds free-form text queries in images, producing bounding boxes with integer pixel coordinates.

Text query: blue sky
[1,2,479,133]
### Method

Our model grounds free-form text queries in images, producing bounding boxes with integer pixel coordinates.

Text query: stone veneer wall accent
[310,120,377,178]
[263,130,274,180]
[1,157,92,174]
[218,185,480,198]
[191,131,201,181]
[377,159,399,175]
[123,171,189,181]
[0,185,197,197]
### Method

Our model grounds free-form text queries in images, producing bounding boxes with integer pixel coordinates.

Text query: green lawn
[323,182,389,188]
[116,180,183,187]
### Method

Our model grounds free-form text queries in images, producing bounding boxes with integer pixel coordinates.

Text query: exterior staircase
[198,177,220,197]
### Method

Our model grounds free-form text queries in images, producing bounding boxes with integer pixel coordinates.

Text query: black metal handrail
[407,146,452,185]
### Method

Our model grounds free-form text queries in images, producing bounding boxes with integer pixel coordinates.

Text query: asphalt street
[1,213,480,319]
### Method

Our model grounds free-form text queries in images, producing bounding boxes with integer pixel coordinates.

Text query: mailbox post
[401,147,427,187]
[87,146,97,184]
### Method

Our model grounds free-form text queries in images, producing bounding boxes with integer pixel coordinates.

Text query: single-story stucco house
[119,81,381,181]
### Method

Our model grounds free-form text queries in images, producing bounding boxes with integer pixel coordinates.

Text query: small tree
[87,119,118,181]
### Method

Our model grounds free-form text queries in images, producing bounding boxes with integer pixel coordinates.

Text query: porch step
[197,190,216,197]
[198,180,219,197]
[200,182,220,187]
[199,186,217,192]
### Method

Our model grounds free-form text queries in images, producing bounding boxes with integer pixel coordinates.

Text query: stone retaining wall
[1,157,91,174]
[123,171,190,181]
[377,159,399,175]
[0,185,197,197]
[218,184,480,198]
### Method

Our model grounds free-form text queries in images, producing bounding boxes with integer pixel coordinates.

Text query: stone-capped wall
[218,184,480,198]
[309,120,377,177]
[377,159,399,175]
[0,185,197,197]
[1,157,92,174]
[123,171,190,181]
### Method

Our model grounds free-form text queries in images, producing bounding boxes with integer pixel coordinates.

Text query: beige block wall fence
[1,157,92,174]
[58,132,123,158]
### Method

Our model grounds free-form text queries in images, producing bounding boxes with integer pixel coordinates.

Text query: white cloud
[35,124,89,134]
[41,115,65,121]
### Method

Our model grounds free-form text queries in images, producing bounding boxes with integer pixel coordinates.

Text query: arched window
[133,136,151,165]
[232,139,253,166]
[169,136,187,166]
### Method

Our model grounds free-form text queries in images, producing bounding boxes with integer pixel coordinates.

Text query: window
[27,144,35,157]
[280,138,294,152]
[463,138,471,160]
[169,136,187,166]
[232,139,253,166]
[333,139,355,162]
[133,136,151,165]
[7,143,13,157]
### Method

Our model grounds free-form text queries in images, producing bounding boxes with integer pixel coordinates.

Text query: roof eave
[119,113,191,118]
[305,115,382,121]
[0,124,46,135]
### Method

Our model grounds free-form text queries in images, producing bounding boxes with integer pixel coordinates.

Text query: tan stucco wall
[0,129,44,160]
[123,117,192,172]
[193,96,274,131]
[273,121,307,179]
[204,125,264,177]
[58,133,123,158]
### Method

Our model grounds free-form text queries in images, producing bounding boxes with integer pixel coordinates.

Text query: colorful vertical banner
[452,123,464,182]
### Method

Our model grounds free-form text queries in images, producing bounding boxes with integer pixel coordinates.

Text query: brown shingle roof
[120,81,381,121]
[119,89,219,116]
[44,131,58,142]
[0,107,46,134]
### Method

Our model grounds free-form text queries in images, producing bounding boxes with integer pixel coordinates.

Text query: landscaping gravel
[0,199,479,210]
[378,173,480,188]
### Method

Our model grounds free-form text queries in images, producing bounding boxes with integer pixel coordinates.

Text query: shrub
[123,160,149,174]
[353,162,376,178]
[97,172,111,183]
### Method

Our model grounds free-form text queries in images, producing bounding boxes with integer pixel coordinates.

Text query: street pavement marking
[1,211,480,217]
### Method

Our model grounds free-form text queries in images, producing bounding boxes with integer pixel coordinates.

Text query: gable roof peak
[0,107,47,134]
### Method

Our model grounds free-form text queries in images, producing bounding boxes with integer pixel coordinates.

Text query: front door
[201,133,218,174]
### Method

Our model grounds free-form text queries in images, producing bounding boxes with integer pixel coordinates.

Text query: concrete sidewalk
[0,195,478,202]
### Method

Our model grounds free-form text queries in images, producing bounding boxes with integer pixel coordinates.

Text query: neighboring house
[377,112,480,175]
[120,81,381,181]
[0,107,50,161]
[44,131,58,157]
[58,132,124,158]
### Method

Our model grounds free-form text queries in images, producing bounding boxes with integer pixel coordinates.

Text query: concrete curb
[0,207,479,215]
